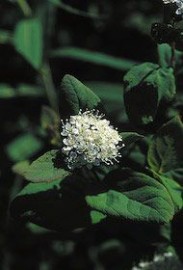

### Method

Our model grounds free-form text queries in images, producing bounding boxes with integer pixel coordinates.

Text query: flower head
[162,0,183,17]
[61,110,124,170]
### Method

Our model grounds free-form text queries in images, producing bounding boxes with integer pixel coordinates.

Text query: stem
[17,0,32,17]
[49,0,107,20]
[41,63,59,114]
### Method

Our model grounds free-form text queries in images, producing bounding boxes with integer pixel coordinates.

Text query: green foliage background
[0,0,183,269]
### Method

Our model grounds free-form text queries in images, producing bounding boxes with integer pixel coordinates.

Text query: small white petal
[61,110,124,170]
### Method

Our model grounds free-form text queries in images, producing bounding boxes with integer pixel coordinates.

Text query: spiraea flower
[61,110,124,170]
[132,252,183,270]
[162,0,183,16]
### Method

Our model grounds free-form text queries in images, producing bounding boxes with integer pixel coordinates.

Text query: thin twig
[49,0,107,20]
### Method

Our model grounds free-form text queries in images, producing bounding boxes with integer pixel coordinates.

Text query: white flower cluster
[162,0,183,16]
[132,252,182,270]
[61,110,124,170]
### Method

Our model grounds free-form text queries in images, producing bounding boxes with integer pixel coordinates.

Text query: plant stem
[49,0,107,20]
[41,63,59,114]
[17,0,32,17]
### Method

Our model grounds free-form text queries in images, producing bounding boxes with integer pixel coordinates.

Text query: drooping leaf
[148,116,183,177]
[6,133,43,162]
[60,74,102,117]
[50,47,138,71]
[86,169,179,223]
[123,62,176,125]
[24,150,69,183]
[14,18,43,69]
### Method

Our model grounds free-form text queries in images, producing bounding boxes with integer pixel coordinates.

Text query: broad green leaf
[10,176,96,231]
[123,63,176,125]
[120,132,144,146]
[0,84,44,98]
[24,150,69,183]
[86,169,178,223]
[158,174,183,213]
[148,116,183,177]
[60,74,102,117]
[6,133,43,162]
[50,47,138,71]
[14,18,43,69]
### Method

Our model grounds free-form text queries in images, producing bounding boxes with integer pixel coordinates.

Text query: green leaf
[120,132,144,146]
[123,63,176,125]
[158,44,172,68]
[158,44,183,69]
[17,84,45,97]
[14,18,43,69]
[60,74,102,117]
[12,161,30,178]
[26,222,53,234]
[10,176,94,231]
[158,174,183,213]
[148,116,183,176]
[50,47,138,71]
[6,133,43,162]
[86,169,178,223]
[0,84,44,99]
[24,150,70,183]
[90,210,106,224]
[0,84,15,98]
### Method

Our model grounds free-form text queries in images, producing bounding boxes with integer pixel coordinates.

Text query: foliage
[1,0,183,269]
